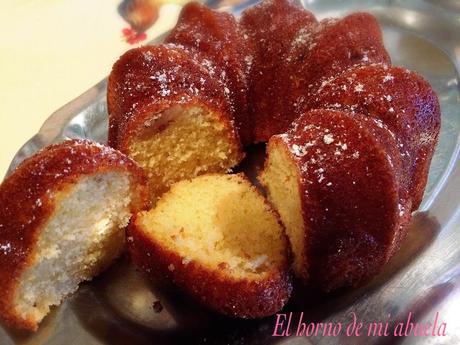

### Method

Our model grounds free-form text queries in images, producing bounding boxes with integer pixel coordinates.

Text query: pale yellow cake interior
[15,172,133,324]
[137,174,286,278]
[128,105,242,203]
[260,140,307,279]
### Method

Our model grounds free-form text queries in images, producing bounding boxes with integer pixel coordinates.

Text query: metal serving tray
[2,0,459,344]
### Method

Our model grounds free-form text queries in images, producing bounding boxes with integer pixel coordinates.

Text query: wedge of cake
[128,174,292,318]
[260,110,408,291]
[107,45,245,202]
[0,140,149,331]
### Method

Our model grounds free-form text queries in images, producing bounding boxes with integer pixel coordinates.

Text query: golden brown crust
[107,45,244,160]
[240,0,318,143]
[265,110,405,291]
[0,139,150,331]
[127,174,293,318]
[308,64,441,210]
[241,3,391,142]
[284,12,391,127]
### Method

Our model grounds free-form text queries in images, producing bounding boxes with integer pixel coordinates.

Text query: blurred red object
[122,27,148,44]
[119,0,160,33]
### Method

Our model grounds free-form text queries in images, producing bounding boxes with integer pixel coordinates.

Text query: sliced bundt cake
[0,140,149,331]
[260,110,410,291]
[165,2,252,145]
[107,45,244,202]
[0,0,444,333]
[128,174,292,318]
[106,0,440,293]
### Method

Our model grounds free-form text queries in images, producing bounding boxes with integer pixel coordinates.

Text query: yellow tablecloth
[0,0,184,178]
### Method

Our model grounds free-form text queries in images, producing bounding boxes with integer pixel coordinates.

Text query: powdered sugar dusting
[323,134,334,144]
[290,141,316,157]
[354,83,364,92]
[0,242,12,255]
[383,74,394,82]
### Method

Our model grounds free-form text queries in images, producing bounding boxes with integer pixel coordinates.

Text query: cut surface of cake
[128,174,292,318]
[0,140,149,331]
[107,45,244,202]
[260,110,407,290]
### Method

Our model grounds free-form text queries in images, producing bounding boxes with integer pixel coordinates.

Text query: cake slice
[107,45,244,203]
[128,174,292,318]
[260,110,409,291]
[0,140,149,331]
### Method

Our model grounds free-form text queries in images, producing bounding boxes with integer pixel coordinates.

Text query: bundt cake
[128,174,292,318]
[0,140,149,331]
[106,0,440,292]
[107,45,245,202]
[260,109,413,290]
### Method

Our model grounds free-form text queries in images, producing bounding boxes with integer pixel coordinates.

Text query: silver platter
[2,0,460,344]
